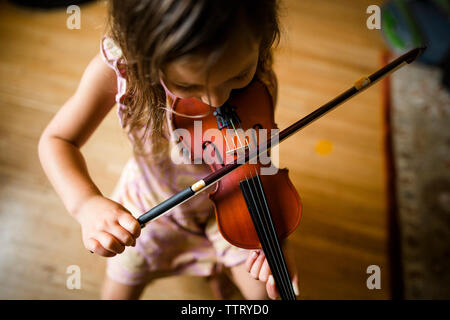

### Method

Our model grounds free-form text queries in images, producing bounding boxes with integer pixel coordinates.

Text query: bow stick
[137,46,426,227]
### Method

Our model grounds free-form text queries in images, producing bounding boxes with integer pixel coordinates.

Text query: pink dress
[99,36,276,286]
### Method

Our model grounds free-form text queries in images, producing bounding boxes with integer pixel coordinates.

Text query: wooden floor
[0,0,390,299]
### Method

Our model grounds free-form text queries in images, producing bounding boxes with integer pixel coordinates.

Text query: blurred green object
[381,0,450,89]
[381,0,450,65]
[382,0,424,51]
[431,0,450,15]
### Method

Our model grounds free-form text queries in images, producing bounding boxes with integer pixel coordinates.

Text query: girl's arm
[38,54,140,257]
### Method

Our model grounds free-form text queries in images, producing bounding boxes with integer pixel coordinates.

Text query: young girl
[38,0,298,300]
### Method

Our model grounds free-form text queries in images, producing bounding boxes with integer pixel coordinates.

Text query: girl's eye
[233,72,251,81]
[176,85,200,92]
[174,70,252,92]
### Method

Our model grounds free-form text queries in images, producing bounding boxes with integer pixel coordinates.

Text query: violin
[171,79,302,300]
[137,46,426,300]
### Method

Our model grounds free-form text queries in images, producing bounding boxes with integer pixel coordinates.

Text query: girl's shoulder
[99,35,131,129]
[100,36,127,77]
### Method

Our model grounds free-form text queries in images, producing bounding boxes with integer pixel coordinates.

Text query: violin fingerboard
[239,175,296,300]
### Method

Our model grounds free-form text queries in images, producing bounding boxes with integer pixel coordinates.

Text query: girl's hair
[107,0,280,160]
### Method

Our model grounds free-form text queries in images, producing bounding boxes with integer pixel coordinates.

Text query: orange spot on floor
[315,140,333,155]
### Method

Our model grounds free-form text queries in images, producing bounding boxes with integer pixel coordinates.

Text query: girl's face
[162,29,260,107]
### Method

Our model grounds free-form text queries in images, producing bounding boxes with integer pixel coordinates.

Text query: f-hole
[251,123,263,149]
[202,141,224,166]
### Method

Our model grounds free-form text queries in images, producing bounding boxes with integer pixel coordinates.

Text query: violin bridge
[224,133,251,155]
[226,144,248,155]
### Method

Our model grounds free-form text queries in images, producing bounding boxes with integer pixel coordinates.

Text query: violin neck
[239,174,297,301]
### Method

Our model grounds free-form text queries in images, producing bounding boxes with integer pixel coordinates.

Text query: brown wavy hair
[106,0,281,161]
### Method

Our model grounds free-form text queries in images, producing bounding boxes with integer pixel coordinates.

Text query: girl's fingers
[108,224,135,247]
[259,259,271,282]
[268,274,299,299]
[266,275,279,300]
[86,237,116,257]
[250,251,265,280]
[117,213,141,238]
[292,274,300,296]
[96,231,125,254]
[283,242,300,296]
[245,250,260,272]
[246,247,298,299]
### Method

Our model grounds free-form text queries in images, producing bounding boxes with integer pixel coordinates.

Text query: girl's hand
[245,244,299,300]
[73,195,141,257]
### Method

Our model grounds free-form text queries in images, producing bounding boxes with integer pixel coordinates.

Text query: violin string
[246,167,286,298]
[232,115,293,298]
[245,166,291,299]
[249,166,289,298]
[229,127,239,155]
[223,133,232,155]
[248,165,294,300]
[243,169,286,299]
[245,136,251,151]
[251,165,296,300]
[237,118,252,151]
[230,119,246,152]
[242,169,276,284]
[243,129,251,155]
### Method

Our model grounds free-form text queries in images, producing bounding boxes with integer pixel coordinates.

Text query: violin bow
[138,46,426,227]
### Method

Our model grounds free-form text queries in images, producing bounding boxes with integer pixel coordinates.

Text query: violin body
[172,80,302,249]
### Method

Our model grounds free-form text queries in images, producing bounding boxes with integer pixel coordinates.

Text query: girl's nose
[200,87,231,107]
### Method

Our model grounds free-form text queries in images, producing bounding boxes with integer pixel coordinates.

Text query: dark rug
[388,57,450,299]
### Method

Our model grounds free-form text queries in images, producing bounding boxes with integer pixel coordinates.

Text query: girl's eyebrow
[173,61,255,87]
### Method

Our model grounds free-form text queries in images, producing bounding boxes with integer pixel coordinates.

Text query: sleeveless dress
[100,36,277,285]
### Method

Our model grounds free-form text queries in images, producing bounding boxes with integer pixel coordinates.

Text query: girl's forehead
[163,30,260,86]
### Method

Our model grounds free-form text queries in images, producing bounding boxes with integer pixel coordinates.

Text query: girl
[38,0,298,300]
